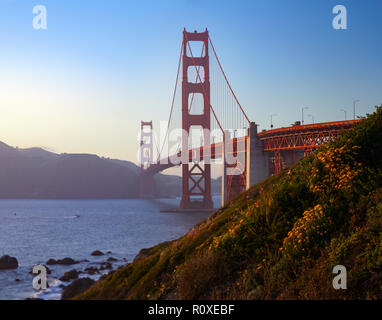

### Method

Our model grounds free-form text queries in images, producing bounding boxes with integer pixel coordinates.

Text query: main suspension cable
[208,36,250,125]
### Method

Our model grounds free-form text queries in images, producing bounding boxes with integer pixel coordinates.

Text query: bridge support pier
[283,150,305,167]
[140,175,155,199]
[246,122,269,190]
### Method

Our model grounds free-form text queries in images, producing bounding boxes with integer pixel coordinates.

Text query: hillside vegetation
[77,106,382,300]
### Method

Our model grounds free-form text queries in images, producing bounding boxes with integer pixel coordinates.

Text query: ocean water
[0,198,219,300]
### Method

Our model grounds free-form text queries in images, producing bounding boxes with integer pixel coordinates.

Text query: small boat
[73,214,80,218]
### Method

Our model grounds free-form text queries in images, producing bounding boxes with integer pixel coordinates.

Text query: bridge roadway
[142,119,362,178]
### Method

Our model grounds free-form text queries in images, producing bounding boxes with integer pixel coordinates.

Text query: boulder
[91,250,104,256]
[133,248,151,263]
[84,266,99,275]
[59,269,79,282]
[106,257,118,262]
[0,255,18,270]
[61,278,95,300]
[99,274,108,281]
[46,257,79,266]
[100,262,112,270]
[46,259,57,265]
[57,258,79,265]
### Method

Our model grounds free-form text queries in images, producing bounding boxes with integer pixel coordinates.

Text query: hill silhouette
[0,142,219,199]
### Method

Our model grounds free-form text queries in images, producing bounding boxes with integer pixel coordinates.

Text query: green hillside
[76,106,382,300]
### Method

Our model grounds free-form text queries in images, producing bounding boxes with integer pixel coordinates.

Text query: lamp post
[353,100,360,120]
[340,109,347,120]
[308,114,315,124]
[302,107,309,125]
[270,114,277,129]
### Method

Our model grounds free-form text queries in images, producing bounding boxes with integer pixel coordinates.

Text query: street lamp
[308,114,315,124]
[270,114,277,129]
[353,99,360,120]
[302,107,309,125]
[340,109,347,120]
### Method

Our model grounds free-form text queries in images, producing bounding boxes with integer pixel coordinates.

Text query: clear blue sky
[0,0,381,164]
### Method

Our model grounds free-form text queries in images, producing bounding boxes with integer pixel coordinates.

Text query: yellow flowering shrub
[308,144,363,194]
[280,204,332,256]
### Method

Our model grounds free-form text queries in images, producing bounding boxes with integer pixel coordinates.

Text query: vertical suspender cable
[157,39,183,161]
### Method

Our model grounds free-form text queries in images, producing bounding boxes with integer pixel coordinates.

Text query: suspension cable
[208,36,250,125]
[157,38,184,161]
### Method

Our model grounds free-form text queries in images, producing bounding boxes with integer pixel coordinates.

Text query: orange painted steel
[258,119,362,174]
[181,29,213,209]
[258,119,362,151]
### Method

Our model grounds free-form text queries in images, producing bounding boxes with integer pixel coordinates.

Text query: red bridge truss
[257,119,362,175]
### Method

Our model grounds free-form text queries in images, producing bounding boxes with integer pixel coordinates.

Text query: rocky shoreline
[1,251,128,300]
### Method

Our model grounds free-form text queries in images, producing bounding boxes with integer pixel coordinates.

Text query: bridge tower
[180,29,213,209]
[139,121,155,198]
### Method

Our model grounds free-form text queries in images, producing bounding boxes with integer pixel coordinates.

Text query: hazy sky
[1,0,381,166]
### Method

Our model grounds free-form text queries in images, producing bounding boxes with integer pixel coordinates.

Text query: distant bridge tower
[139,121,155,198]
[180,29,213,209]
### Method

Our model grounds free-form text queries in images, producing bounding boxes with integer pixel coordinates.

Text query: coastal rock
[84,266,99,275]
[57,257,79,265]
[99,269,116,281]
[91,250,104,256]
[46,259,57,265]
[59,269,79,282]
[46,257,79,266]
[133,248,151,263]
[100,262,112,270]
[99,274,108,281]
[61,278,95,300]
[0,255,18,270]
[106,257,118,262]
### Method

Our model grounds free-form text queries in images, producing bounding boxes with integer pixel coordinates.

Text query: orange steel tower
[139,121,155,198]
[180,29,213,209]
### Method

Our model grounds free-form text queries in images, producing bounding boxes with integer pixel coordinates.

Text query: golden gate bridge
[139,28,361,211]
